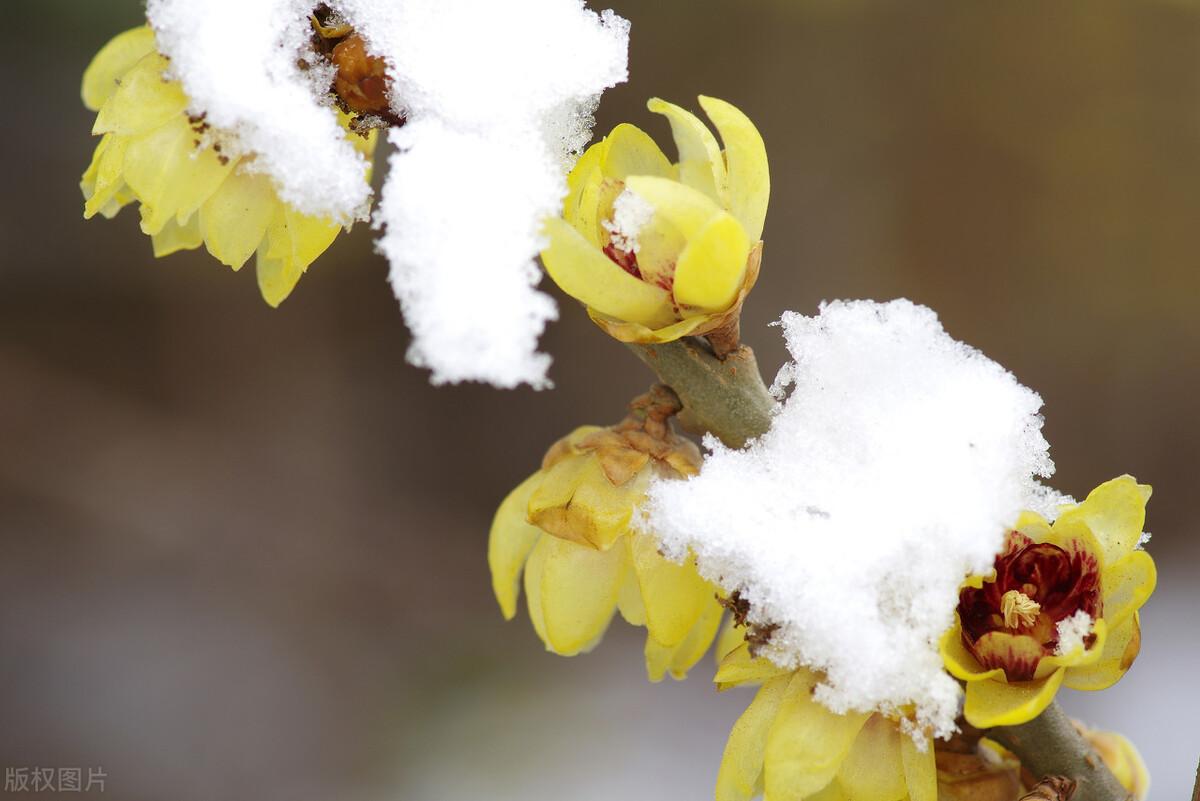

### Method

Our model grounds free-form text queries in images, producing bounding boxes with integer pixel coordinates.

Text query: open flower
[714,646,937,801]
[540,96,769,355]
[80,25,378,307]
[940,476,1157,728]
[488,387,722,680]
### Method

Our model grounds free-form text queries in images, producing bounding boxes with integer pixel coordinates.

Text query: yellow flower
[1076,723,1149,801]
[80,26,378,307]
[487,388,723,681]
[714,646,938,801]
[940,476,1157,728]
[540,96,769,352]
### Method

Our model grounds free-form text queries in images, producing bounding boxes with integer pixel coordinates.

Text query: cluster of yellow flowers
[81,25,378,307]
[79,21,1155,800]
[486,99,1156,801]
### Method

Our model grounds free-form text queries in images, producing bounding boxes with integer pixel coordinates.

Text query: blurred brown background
[3,1,1199,799]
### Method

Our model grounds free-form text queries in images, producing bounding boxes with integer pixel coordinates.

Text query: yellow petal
[1034,617,1108,678]
[93,53,188,137]
[150,214,204,257]
[600,123,674,182]
[699,95,770,241]
[962,669,1064,728]
[81,134,133,220]
[124,117,234,236]
[647,97,727,204]
[526,532,622,656]
[808,781,852,801]
[1100,549,1156,630]
[256,206,341,307]
[563,138,609,244]
[900,734,937,801]
[764,670,871,801]
[672,212,751,312]
[1054,475,1151,564]
[487,473,544,620]
[939,623,1005,682]
[1064,613,1142,691]
[523,532,550,645]
[715,643,791,690]
[540,216,676,329]
[200,169,277,271]
[628,532,714,649]
[644,596,722,682]
[624,174,728,241]
[716,674,791,801]
[616,561,647,626]
[1014,510,1052,542]
[716,614,745,662]
[82,26,158,111]
[836,715,907,801]
[527,452,645,550]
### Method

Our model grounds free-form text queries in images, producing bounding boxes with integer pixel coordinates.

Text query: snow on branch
[644,299,1060,738]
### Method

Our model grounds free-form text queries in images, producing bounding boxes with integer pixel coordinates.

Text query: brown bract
[332,34,392,115]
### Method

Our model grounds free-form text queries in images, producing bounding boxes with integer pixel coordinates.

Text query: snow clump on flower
[148,0,630,387]
[643,299,1057,739]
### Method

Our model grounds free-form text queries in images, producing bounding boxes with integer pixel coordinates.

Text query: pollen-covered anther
[1000,589,1041,630]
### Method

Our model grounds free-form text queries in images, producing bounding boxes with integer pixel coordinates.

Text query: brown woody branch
[626,338,775,449]
[988,703,1129,801]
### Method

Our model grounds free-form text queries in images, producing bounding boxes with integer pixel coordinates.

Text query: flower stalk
[986,703,1127,801]
[626,338,775,449]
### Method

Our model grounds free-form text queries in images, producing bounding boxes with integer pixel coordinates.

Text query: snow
[603,189,655,254]
[1055,611,1094,656]
[147,0,630,387]
[147,0,374,223]
[642,299,1055,739]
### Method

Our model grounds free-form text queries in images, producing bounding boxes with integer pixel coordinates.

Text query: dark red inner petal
[603,242,642,280]
[957,532,1102,680]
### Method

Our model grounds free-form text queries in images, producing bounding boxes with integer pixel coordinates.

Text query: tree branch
[988,702,1129,801]
[626,338,775,449]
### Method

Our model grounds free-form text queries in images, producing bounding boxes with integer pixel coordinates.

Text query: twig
[988,702,1128,801]
[1019,775,1077,801]
[1192,753,1199,801]
[626,338,775,449]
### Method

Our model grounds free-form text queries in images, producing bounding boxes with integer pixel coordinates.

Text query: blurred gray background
[2,1,1199,799]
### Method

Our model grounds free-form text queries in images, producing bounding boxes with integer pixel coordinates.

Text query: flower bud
[541,96,769,356]
[488,387,720,680]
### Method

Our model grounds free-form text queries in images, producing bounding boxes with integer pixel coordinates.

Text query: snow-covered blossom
[944,476,1157,728]
[131,0,631,386]
[643,299,1056,738]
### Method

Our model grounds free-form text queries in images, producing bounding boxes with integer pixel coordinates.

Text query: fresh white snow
[643,299,1056,739]
[148,0,630,387]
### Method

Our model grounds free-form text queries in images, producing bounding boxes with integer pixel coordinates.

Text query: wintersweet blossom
[80,25,377,307]
[941,476,1157,728]
[714,645,937,801]
[541,96,769,350]
[487,389,722,680]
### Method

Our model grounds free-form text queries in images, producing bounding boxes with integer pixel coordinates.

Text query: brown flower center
[957,531,1101,680]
